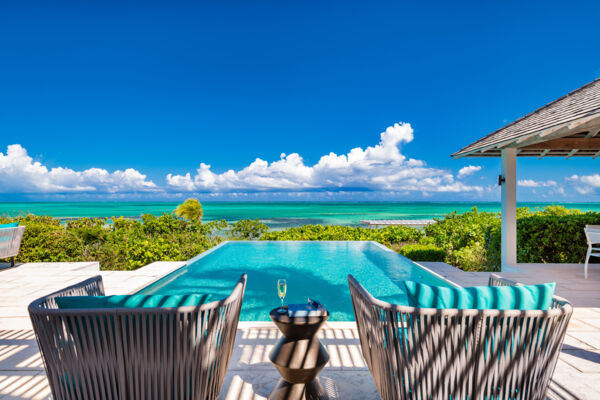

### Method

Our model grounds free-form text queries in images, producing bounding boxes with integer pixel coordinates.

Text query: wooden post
[501,148,517,269]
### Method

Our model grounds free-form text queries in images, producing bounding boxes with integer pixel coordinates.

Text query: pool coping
[131,240,229,294]
[132,240,460,297]
[370,242,461,288]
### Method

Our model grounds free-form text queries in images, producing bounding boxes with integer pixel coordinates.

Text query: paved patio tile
[560,349,600,373]
[0,331,43,373]
[562,333,595,350]
[547,360,600,400]
[0,344,44,372]
[0,372,50,400]
[580,318,600,329]
[219,369,377,400]
[567,318,599,332]
[573,307,600,318]
[0,321,33,332]
[0,261,185,331]
[568,331,600,349]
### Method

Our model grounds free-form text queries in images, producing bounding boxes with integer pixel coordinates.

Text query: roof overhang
[453,112,600,159]
[452,78,600,159]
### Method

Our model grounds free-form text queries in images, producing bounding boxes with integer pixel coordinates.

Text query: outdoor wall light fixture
[498,174,506,186]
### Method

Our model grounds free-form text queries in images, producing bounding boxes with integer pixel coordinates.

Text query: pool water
[137,241,452,321]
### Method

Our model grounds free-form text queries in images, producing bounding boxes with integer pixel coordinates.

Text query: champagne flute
[277,279,287,312]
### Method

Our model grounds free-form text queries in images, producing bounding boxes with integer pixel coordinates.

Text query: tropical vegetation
[1,201,598,272]
[174,198,203,222]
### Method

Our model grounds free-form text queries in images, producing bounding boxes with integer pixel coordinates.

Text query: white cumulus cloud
[518,179,557,188]
[457,165,482,178]
[580,173,600,187]
[0,144,157,193]
[566,173,600,195]
[167,122,483,194]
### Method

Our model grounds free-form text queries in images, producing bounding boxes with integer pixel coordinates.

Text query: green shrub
[3,215,85,263]
[2,204,598,273]
[424,207,499,271]
[516,211,600,264]
[453,242,488,272]
[482,206,600,270]
[261,224,423,244]
[174,198,203,222]
[229,219,269,240]
[0,212,223,271]
[66,218,108,246]
[484,222,501,269]
[98,213,221,270]
[399,244,446,262]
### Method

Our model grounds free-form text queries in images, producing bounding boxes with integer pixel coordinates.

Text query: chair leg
[584,247,591,279]
[10,257,14,268]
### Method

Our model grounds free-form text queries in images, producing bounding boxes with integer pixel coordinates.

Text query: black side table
[268,306,332,400]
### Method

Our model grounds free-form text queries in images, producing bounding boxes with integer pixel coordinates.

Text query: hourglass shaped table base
[269,377,330,400]
[268,307,334,400]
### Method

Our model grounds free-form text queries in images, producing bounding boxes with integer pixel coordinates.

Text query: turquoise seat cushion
[56,294,211,309]
[56,294,211,344]
[0,222,19,238]
[403,281,556,310]
[0,222,18,243]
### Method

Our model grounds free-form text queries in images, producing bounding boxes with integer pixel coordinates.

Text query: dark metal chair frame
[29,274,247,400]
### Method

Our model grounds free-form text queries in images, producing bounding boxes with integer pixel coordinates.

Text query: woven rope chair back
[0,225,25,258]
[348,274,572,400]
[29,274,247,400]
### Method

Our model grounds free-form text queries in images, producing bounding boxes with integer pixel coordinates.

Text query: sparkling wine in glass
[277,279,287,312]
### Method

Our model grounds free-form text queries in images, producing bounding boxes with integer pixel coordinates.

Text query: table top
[269,305,329,326]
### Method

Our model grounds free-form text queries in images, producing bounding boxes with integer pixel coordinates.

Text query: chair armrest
[0,226,25,258]
[488,274,519,287]
[28,275,105,311]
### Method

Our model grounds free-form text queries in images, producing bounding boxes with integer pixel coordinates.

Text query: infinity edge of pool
[135,240,458,321]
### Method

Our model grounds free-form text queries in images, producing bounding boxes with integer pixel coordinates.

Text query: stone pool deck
[1,260,599,399]
[0,261,186,331]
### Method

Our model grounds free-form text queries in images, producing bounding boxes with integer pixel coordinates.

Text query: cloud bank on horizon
[166,123,482,194]
[1,122,598,199]
[0,144,157,194]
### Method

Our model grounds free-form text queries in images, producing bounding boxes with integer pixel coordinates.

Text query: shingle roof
[452,78,600,158]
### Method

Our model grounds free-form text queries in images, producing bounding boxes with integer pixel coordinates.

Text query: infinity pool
[137,241,453,321]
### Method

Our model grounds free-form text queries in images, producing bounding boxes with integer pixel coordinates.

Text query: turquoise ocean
[1,202,599,228]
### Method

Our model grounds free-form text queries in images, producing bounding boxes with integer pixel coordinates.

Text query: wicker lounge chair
[29,274,247,400]
[348,274,572,400]
[0,225,25,267]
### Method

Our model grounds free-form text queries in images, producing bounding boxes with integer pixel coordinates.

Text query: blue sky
[1,1,599,201]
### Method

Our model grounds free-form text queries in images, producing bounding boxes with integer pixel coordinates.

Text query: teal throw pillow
[403,281,555,310]
[56,294,211,309]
